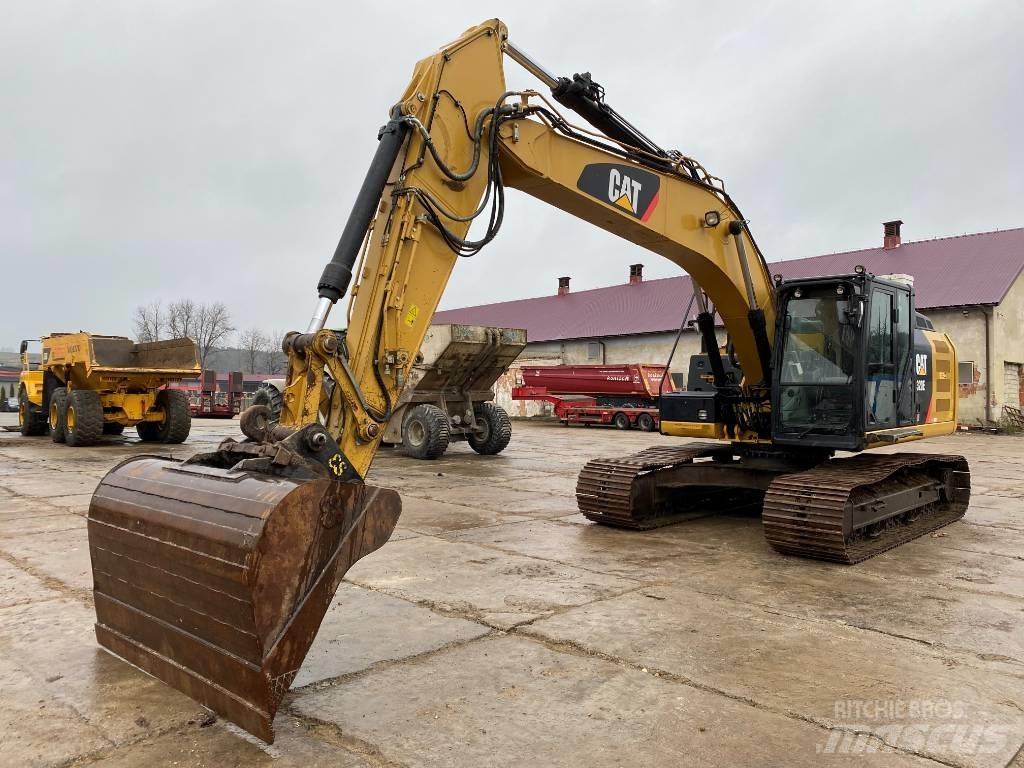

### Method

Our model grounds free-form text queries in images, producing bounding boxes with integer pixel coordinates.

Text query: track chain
[762,452,970,564]
[576,442,727,529]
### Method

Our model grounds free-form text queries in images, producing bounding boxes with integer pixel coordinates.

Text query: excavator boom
[87,19,968,742]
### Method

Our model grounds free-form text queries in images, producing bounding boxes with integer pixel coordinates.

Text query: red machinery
[512,364,675,431]
[170,371,245,418]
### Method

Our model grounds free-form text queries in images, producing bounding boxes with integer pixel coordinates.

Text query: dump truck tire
[613,412,631,430]
[50,387,68,443]
[252,382,284,422]
[103,422,125,435]
[136,420,160,442]
[402,404,450,459]
[468,403,512,455]
[636,413,655,432]
[156,389,191,444]
[18,387,48,436]
[65,389,103,446]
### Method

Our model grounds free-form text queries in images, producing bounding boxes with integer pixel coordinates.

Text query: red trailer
[169,371,245,418]
[520,364,670,400]
[512,364,675,431]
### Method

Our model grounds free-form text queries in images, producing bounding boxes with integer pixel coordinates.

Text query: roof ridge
[794,225,1024,261]
[434,226,1024,334]
[438,272,694,312]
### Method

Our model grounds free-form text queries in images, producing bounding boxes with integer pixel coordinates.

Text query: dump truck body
[256,325,526,459]
[17,333,200,445]
[381,324,525,457]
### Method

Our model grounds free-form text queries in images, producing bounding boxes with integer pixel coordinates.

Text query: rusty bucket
[87,456,400,742]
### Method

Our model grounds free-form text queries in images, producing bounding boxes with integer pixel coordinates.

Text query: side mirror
[837,300,863,327]
[836,300,850,325]
[19,340,28,355]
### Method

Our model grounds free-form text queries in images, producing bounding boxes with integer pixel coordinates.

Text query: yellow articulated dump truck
[18,333,201,446]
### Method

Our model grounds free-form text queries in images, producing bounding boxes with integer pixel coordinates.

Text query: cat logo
[576,163,660,222]
[915,353,929,376]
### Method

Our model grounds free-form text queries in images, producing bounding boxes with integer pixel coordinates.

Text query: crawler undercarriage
[577,444,970,564]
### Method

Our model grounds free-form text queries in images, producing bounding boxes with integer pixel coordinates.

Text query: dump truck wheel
[402,404,450,459]
[18,388,48,436]
[155,389,191,444]
[49,387,68,443]
[636,413,655,432]
[65,390,103,446]
[136,420,160,442]
[103,422,125,435]
[252,382,284,422]
[613,412,631,430]
[468,403,512,455]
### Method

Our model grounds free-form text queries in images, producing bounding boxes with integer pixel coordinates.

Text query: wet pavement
[0,414,1022,767]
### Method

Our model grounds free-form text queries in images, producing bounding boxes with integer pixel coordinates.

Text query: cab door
[865,287,897,428]
[894,288,915,425]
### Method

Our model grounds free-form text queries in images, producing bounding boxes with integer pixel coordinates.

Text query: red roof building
[436,225,1024,425]
[436,227,1024,342]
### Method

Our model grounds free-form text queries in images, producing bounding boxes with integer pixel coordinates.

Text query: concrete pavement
[0,414,1021,767]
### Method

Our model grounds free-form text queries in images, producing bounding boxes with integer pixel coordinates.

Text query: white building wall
[924,272,1024,424]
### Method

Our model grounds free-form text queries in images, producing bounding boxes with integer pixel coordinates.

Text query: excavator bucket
[86,455,400,743]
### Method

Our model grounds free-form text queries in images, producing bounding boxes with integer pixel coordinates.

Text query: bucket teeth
[87,456,401,743]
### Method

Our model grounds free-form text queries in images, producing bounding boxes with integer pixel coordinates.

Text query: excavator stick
[87,453,400,742]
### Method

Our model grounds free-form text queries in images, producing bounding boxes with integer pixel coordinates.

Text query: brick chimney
[629,263,644,284]
[557,276,570,295]
[883,220,903,250]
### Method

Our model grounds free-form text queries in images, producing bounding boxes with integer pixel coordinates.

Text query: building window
[958,361,975,386]
[587,342,601,360]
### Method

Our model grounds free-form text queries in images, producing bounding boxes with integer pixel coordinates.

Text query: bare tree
[237,328,269,373]
[264,329,288,375]
[193,302,235,371]
[167,299,199,340]
[133,301,165,342]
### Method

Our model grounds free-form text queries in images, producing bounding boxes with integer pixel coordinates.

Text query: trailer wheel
[402,404,450,459]
[49,387,68,443]
[65,390,104,446]
[613,412,631,430]
[468,403,512,456]
[157,390,192,444]
[252,382,284,422]
[103,422,125,435]
[636,413,655,432]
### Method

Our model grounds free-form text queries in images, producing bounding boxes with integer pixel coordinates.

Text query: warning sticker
[404,304,420,327]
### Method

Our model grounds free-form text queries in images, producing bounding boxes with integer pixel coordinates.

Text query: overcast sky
[3,1,1021,348]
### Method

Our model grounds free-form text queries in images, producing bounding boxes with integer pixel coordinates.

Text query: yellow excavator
[86,20,969,742]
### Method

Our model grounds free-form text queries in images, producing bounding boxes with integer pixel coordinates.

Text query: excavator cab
[771,271,941,451]
[661,271,942,452]
[772,273,874,451]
